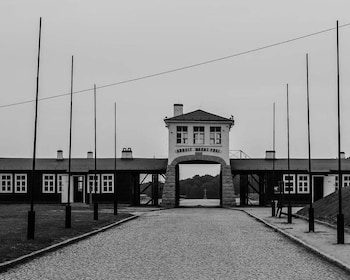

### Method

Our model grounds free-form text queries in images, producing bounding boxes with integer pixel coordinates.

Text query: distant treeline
[140,174,220,199]
[180,174,220,199]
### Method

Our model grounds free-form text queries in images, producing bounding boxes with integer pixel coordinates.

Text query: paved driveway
[1,208,349,279]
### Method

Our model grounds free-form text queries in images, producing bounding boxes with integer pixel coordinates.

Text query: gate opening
[177,163,221,207]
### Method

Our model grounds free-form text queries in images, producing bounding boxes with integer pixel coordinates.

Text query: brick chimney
[57,150,63,161]
[87,151,93,159]
[265,150,276,160]
[121,148,133,159]
[174,104,183,117]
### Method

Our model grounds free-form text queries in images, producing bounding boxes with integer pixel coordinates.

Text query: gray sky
[1,1,350,159]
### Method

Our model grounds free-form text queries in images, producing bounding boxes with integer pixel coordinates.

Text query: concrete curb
[294,213,350,234]
[235,209,350,275]
[0,215,138,273]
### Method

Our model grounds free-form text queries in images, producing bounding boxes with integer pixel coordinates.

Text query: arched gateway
[162,104,237,207]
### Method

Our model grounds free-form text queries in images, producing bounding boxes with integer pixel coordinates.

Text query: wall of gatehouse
[167,122,231,166]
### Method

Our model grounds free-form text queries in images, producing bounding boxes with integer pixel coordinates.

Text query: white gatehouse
[161,104,236,207]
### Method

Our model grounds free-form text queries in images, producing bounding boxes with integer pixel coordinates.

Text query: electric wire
[1,22,350,109]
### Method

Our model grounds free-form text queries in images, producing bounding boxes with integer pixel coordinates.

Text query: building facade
[0,104,349,207]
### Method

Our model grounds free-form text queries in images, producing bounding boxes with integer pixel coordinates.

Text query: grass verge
[0,204,132,263]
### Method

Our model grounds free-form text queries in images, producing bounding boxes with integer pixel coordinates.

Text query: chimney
[174,104,183,117]
[87,151,93,159]
[265,150,276,160]
[121,148,133,159]
[57,150,63,161]
[340,152,345,159]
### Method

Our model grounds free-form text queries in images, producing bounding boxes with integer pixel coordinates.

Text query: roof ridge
[165,109,234,123]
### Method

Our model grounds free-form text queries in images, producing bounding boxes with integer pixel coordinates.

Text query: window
[274,181,284,194]
[88,174,100,193]
[102,174,114,193]
[57,174,68,193]
[344,175,350,187]
[43,174,55,193]
[193,126,205,144]
[176,126,188,144]
[297,175,309,194]
[77,176,84,192]
[283,174,296,194]
[0,174,12,193]
[210,127,221,145]
[15,174,27,193]
[335,175,350,189]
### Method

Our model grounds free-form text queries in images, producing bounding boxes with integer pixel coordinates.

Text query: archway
[176,162,221,207]
[162,154,236,207]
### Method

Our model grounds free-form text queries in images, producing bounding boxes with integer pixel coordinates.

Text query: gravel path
[1,208,349,279]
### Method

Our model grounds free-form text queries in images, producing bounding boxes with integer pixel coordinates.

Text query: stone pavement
[240,207,350,273]
[1,208,349,279]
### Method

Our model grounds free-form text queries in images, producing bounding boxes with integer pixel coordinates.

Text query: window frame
[193,126,205,145]
[210,126,221,145]
[14,174,27,193]
[335,174,350,189]
[101,174,114,193]
[0,173,13,193]
[297,174,309,194]
[57,174,68,193]
[42,174,56,193]
[176,126,188,144]
[283,174,296,194]
[87,174,100,194]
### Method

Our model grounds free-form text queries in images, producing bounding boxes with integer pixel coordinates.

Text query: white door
[60,175,73,203]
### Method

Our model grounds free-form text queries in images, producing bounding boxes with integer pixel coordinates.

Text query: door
[73,176,84,203]
[60,175,73,203]
[313,176,324,202]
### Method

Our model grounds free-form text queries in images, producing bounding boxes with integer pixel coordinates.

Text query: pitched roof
[230,158,350,173]
[2,157,350,173]
[164,109,234,124]
[0,158,168,173]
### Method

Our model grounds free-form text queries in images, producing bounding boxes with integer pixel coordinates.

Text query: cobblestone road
[1,208,349,279]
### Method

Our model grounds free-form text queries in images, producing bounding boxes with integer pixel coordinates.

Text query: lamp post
[114,102,118,215]
[336,21,344,244]
[65,55,74,228]
[93,84,98,220]
[272,102,276,217]
[306,53,314,232]
[28,17,42,240]
[286,84,292,224]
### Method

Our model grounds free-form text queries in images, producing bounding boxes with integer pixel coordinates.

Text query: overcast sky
[1,1,350,160]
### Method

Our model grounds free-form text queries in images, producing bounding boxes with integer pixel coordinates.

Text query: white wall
[167,122,232,165]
